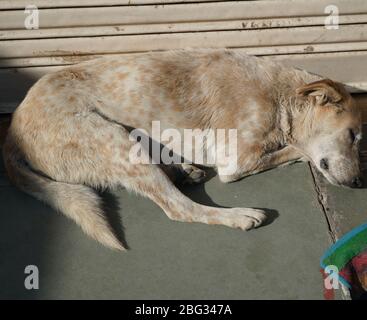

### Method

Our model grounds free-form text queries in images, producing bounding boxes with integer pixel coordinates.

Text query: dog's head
[295,79,363,188]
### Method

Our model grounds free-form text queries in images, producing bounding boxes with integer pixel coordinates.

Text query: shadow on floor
[0,67,51,299]
[176,168,279,227]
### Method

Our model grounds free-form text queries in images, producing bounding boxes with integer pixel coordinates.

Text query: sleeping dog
[3,49,363,250]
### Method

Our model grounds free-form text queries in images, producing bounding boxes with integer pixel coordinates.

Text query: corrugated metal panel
[2,0,367,30]
[0,0,367,113]
[0,0,221,10]
[2,25,367,59]
[2,15,367,41]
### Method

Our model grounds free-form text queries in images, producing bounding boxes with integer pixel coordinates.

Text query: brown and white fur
[2,49,363,250]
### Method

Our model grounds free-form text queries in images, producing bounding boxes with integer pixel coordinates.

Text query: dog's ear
[296,79,343,105]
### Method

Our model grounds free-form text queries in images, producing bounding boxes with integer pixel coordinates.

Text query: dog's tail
[2,137,125,251]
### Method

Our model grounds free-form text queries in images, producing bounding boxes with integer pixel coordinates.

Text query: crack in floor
[309,162,336,243]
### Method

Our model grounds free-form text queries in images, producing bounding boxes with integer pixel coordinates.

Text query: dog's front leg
[218,145,305,183]
[257,145,307,170]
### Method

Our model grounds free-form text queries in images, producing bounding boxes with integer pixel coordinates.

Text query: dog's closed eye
[349,129,356,144]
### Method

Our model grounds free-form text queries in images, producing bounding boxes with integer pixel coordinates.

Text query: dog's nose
[320,158,329,170]
[351,176,363,188]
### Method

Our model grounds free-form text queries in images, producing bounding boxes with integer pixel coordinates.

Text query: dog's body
[3,49,362,250]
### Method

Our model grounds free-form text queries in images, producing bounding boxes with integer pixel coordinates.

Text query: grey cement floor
[0,152,336,299]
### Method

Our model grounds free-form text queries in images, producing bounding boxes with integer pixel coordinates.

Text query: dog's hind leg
[80,116,267,231]
[24,111,267,249]
[122,161,266,230]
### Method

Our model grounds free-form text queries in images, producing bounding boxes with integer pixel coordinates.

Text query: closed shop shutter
[0,0,366,121]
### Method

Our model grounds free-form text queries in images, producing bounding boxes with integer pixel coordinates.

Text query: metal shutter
[1,0,367,119]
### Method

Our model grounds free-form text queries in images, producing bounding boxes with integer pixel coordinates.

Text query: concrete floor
[0,153,337,299]
[1,119,366,299]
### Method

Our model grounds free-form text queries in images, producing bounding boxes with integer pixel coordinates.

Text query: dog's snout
[351,176,363,188]
[320,158,329,170]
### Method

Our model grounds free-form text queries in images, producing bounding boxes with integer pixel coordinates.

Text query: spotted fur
[2,49,361,250]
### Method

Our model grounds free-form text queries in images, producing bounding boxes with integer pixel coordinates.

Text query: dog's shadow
[101,167,279,249]
[176,168,279,227]
[99,190,130,250]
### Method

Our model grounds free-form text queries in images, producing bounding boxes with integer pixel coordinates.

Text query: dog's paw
[222,208,267,230]
[181,164,207,184]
